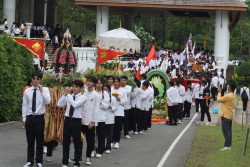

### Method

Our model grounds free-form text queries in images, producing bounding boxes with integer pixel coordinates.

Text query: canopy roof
[76,0,248,20]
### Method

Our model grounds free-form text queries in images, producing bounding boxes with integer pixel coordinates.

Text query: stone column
[96,6,109,38]
[123,15,133,31]
[3,0,16,29]
[46,0,57,27]
[34,0,45,24]
[214,10,230,71]
[19,0,31,23]
[26,23,33,39]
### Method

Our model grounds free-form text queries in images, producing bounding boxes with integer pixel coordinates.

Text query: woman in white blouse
[95,78,110,158]
[147,82,154,129]
[111,77,127,149]
[140,80,151,134]
[103,84,117,154]
[183,81,192,119]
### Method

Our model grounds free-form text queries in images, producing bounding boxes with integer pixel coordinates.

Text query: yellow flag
[203,31,208,49]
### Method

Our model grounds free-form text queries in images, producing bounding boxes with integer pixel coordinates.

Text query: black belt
[66,116,81,120]
[27,114,44,118]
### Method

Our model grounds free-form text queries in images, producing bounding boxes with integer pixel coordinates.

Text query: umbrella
[185,79,201,84]
[171,78,188,91]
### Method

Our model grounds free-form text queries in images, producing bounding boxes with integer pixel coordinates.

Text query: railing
[73,47,97,62]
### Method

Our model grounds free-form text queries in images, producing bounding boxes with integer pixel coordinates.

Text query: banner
[12,38,45,60]
[188,59,195,63]
[97,49,126,65]
[192,64,203,72]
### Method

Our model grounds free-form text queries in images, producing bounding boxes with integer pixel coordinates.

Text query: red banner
[98,49,126,65]
[13,39,45,60]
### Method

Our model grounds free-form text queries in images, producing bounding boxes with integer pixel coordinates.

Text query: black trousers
[53,43,57,53]
[177,103,183,120]
[25,115,45,165]
[62,117,82,166]
[40,60,43,67]
[140,110,148,131]
[195,99,202,113]
[183,101,191,118]
[105,124,114,151]
[201,100,211,122]
[211,87,217,101]
[136,109,142,132]
[46,140,54,157]
[129,107,137,132]
[221,117,232,147]
[123,110,130,136]
[113,116,123,143]
[96,122,105,154]
[221,89,225,97]
[147,107,152,128]
[34,64,38,71]
[168,106,177,124]
[80,125,95,158]
[45,60,48,68]
[243,99,248,111]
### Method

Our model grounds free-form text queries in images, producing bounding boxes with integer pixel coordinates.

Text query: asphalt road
[0,107,201,167]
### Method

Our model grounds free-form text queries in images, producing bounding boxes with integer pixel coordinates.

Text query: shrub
[237,61,250,81]
[0,35,34,121]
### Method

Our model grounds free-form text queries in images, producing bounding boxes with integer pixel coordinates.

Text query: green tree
[237,61,250,81]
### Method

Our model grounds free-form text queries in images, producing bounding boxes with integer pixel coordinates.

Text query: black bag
[241,88,248,100]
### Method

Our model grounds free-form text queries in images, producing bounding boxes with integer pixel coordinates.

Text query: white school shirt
[21,24,24,29]
[14,28,20,34]
[141,89,151,111]
[184,88,192,103]
[22,86,51,121]
[106,96,118,124]
[82,90,100,126]
[0,24,4,30]
[167,87,179,106]
[219,78,225,89]
[130,87,139,108]
[211,76,219,88]
[3,29,10,34]
[33,57,40,65]
[148,86,154,108]
[4,21,7,26]
[121,85,132,110]
[45,53,49,62]
[55,36,58,43]
[97,91,110,122]
[175,85,185,103]
[240,87,250,99]
[111,87,128,116]
[57,93,87,118]
[192,84,203,99]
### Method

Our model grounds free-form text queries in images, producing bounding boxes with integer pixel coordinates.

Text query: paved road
[0,107,201,167]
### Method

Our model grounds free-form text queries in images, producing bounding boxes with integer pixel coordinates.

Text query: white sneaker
[148,128,151,130]
[139,131,143,134]
[106,150,111,154]
[129,130,133,134]
[23,162,33,167]
[220,147,231,151]
[111,143,114,148]
[37,163,42,167]
[177,120,182,124]
[62,165,68,167]
[96,153,102,158]
[114,142,119,149]
[196,121,204,125]
[69,158,82,164]
[46,156,52,162]
[43,146,47,154]
[134,131,138,135]
[91,151,95,157]
[205,122,212,125]
[86,157,91,165]
[125,135,131,139]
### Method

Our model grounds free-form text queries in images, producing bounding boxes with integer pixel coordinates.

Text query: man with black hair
[141,73,147,88]
[22,71,51,167]
[58,80,87,167]
[217,82,236,151]
[167,81,179,125]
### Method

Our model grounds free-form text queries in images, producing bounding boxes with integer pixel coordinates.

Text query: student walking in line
[240,82,250,113]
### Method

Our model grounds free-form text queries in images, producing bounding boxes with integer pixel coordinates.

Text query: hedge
[0,35,34,121]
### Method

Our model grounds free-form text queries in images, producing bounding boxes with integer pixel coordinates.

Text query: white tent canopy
[98,28,140,53]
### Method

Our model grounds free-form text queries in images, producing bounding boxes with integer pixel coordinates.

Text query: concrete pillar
[44,0,47,25]
[96,6,109,38]
[123,15,133,31]
[214,10,230,71]
[34,0,45,24]
[46,0,57,27]
[26,23,33,39]
[19,0,31,23]
[3,0,16,29]
[31,0,34,23]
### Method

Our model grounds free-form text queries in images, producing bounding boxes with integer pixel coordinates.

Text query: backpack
[241,88,248,100]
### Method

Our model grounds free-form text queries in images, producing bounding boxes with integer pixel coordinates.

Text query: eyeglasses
[32,77,40,80]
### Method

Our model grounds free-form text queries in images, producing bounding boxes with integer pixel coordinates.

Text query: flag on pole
[192,42,196,54]
[188,33,192,50]
[183,44,188,68]
[136,65,141,81]
[145,44,157,66]
[203,31,208,49]
[97,48,126,65]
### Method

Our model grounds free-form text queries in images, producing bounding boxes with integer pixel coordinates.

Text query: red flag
[145,44,156,66]
[12,39,45,60]
[136,66,141,81]
[98,48,126,65]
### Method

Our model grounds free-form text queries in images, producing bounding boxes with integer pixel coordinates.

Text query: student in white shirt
[44,52,49,69]
[111,77,128,149]
[57,80,87,167]
[14,26,20,36]
[240,82,250,112]
[183,81,193,119]
[219,75,225,96]
[95,78,110,158]
[52,34,58,54]
[211,73,219,102]
[167,81,179,125]
[3,26,10,35]
[33,56,40,71]
[22,71,51,167]
[121,76,132,139]
[192,83,203,113]
[147,82,154,129]
[140,80,151,133]
[175,80,185,123]
[103,84,117,154]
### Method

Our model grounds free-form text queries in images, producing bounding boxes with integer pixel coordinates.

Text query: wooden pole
[243,112,250,156]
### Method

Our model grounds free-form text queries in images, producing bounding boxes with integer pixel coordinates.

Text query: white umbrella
[98,28,140,53]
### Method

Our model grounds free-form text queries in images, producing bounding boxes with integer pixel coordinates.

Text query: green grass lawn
[184,123,250,167]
